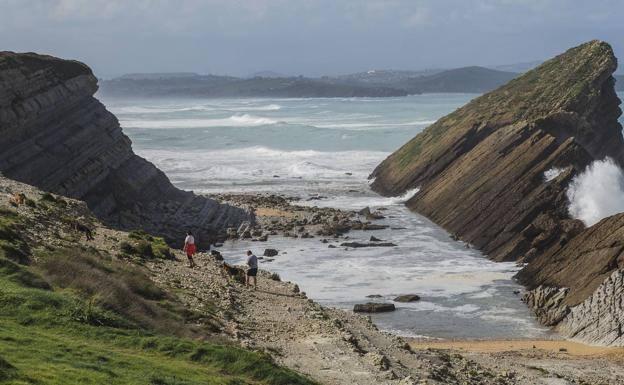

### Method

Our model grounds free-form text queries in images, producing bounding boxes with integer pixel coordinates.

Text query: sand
[409,339,624,358]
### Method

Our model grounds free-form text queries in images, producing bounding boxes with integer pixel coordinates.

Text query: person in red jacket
[183,231,197,268]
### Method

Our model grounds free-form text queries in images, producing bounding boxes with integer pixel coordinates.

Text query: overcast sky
[1,0,623,78]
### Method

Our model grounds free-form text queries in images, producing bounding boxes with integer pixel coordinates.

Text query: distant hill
[248,70,287,78]
[100,66,525,98]
[403,66,519,94]
[117,72,200,80]
[99,73,407,98]
[333,69,444,86]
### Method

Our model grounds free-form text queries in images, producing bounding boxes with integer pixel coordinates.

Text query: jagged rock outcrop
[559,270,624,345]
[0,52,252,245]
[524,270,624,346]
[371,40,623,262]
[370,41,624,345]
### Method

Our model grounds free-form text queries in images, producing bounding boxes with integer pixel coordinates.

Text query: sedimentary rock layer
[371,40,624,345]
[371,40,623,262]
[0,52,252,245]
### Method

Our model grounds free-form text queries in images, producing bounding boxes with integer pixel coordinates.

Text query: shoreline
[409,338,624,358]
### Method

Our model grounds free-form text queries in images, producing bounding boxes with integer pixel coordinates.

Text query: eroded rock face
[558,270,624,346]
[370,40,624,345]
[523,270,624,346]
[371,40,623,262]
[0,52,252,245]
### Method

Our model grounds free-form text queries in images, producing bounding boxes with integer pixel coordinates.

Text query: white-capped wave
[135,146,387,188]
[121,114,279,129]
[229,104,282,111]
[567,158,624,226]
[311,120,436,130]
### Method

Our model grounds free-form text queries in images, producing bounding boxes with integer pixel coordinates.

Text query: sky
[1,0,623,78]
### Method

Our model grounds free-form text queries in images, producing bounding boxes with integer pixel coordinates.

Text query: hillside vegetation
[0,185,315,385]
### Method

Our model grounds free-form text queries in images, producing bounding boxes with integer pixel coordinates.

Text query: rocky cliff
[0,52,252,245]
[370,41,624,345]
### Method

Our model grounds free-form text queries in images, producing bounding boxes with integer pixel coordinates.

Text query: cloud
[0,0,622,77]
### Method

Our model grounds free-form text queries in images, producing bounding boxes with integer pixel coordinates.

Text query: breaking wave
[121,114,279,129]
[567,158,624,226]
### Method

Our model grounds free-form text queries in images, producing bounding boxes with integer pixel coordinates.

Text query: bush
[270,272,281,281]
[119,241,135,254]
[121,231,174,260]
[39,192,57,203]
[135,240,155,259]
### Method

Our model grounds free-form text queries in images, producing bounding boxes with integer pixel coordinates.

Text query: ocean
[99,93,617,340]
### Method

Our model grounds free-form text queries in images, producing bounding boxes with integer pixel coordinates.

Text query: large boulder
[393,295,421,303]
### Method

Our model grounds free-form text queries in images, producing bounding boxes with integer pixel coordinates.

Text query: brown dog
[221,262,245,284]
[9,193,25,206]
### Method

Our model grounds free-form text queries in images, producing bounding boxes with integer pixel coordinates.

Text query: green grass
[0,210,316,385]
[120,230,174,260]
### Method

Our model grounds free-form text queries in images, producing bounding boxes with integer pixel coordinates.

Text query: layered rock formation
[371,41,624,345]
[0,52,252,245]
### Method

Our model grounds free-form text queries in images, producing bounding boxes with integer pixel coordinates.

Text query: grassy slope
[0,208,315,385]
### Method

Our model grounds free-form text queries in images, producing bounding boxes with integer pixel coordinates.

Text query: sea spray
[567,158,624,226]
[543,167,564,181]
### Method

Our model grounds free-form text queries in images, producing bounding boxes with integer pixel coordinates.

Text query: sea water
[99,93,595,340]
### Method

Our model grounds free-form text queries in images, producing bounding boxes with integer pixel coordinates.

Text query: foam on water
[122,114,279,129]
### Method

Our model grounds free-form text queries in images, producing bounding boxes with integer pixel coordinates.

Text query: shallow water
[98,94,581,340]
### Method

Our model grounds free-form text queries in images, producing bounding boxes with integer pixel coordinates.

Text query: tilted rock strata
[371,41,624,345]
[524,270,624,346]
[559,270,624,346]
[371,40,623,262]
[0,52,252,244]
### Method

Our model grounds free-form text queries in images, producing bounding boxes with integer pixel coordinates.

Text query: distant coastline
[98,66,527,98]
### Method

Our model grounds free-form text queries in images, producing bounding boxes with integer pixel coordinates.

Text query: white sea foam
[311,120,436,130]
[121,114,279,129]
[543,167,564,181]
[567,158,624,226]
[136,146,388,189]
[229,104,282,111]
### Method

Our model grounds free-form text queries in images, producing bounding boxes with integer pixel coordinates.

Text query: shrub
[24,199,36,208]
[39,192,57,203]
[135,240,155,259]
[122,231,174,260]
[119,241,135,254]
[270,272,281,281]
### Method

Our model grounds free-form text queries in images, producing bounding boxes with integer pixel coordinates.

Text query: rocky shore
[212,193,389,243]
